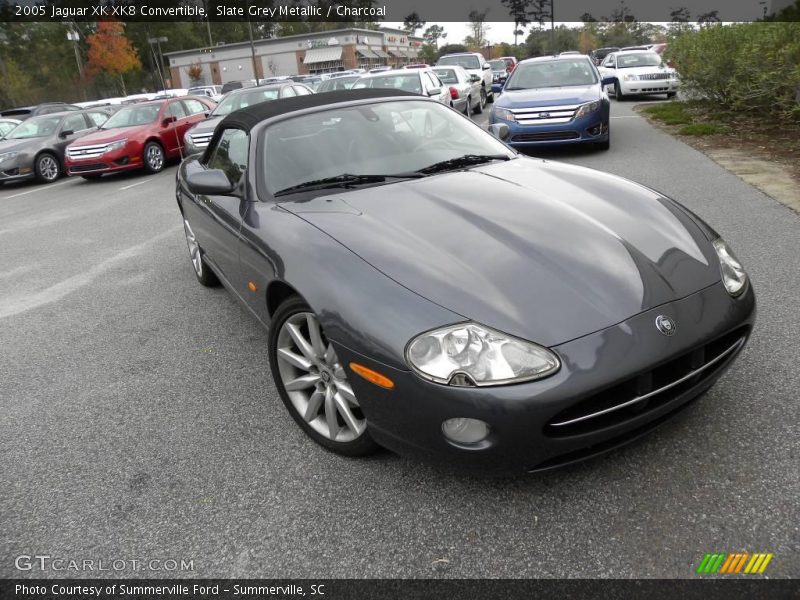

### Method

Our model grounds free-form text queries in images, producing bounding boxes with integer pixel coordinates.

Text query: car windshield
[489,60,507,71]
[438,55,481,70]
[7,116,61,139]
[505,59,597,89]
[316,77,359,93]
[0,120,20,136]
[616,52,662,68]
[432,69,458,84]
[352,74,423,94]
[102,105,160,128]
[263,100,513,196]
[212,88,282,116]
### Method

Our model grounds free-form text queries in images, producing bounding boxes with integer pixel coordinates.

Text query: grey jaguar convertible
[175,89,755,473]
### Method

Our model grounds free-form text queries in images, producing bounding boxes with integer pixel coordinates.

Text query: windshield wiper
[416,154,512,175]
[274,172,426,197]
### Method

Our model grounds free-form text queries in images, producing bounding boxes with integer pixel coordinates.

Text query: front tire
[143,141,165,174]
[34,152,60,183]
[269,296,378,457]
[183,218,219,287]
[464,97,472,118]
[614,82,625,101]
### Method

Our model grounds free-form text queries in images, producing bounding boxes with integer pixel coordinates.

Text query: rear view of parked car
[0,109,111,184]
[183,83,313,155]
[436,52,495,106]
[431,66,483,116]
[315,76,360,93]
[64,96,214,179]
[490,55,612,150]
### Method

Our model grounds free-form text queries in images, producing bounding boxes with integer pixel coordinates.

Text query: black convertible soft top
[218,88,420,132]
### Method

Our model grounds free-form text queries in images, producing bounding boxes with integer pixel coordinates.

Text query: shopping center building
[165,27,424,87]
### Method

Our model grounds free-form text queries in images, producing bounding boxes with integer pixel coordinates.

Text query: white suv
[436,52,495,105]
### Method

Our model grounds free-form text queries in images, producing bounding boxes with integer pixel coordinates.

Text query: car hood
[279,157,720,347]
[497,85,599,107]
[0,137,48,153]
[187,115,223,136]
[70,126,147,146]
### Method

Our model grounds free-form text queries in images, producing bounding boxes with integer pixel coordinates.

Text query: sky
[384,22,532,46]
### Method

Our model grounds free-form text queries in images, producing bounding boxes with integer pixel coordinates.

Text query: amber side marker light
[247,281,258,292]
[349,362,395,390]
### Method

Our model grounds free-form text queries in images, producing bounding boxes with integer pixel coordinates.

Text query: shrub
[667,23,800,120]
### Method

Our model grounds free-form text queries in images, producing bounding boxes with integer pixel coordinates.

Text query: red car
[64,96,215,179]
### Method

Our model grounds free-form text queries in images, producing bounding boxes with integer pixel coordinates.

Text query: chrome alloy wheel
[275,312,366,442]
[146,144,164,171]
[38,154,59,181]
[183,219,202,276]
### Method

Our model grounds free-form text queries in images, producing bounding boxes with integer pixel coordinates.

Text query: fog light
[442,418,489,444]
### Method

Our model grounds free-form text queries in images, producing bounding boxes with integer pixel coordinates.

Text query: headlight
[184,132,194,145]
[0,151,19,163]
[492,107,516,122]
[406,322,560,387]
[575,100,601,118]
[713,238,748,297]
[105,139,128,153]
[623,74,639,81]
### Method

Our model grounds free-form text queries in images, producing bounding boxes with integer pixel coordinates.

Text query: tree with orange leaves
[86,20,141,96]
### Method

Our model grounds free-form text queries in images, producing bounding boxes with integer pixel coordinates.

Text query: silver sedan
[431,66,484,117]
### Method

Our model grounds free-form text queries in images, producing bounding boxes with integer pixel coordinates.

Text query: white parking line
[119,179,151,191]
[1,179,72,200]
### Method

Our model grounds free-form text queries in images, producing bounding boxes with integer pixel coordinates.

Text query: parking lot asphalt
[1,98,798,579]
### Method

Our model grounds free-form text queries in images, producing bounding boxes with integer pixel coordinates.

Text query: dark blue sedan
[490,55,613,150]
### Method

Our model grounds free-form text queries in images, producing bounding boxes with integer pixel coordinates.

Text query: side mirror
[482,64,491,70]
[59,129,74,138]
[601,76,617,87]
[427,87,442,97]
[186,169,235,196]
[162,116,177,127]
[487,123,510,141]
[203,112,210,118]
[469,74,481,83]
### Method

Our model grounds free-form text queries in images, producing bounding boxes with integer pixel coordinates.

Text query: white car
[187,85,223,102]
[435,52,495,106]
[598,50,679,100]
[352,69,451,106]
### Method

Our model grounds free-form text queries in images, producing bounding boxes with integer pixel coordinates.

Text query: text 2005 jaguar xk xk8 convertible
[175,89,754,474]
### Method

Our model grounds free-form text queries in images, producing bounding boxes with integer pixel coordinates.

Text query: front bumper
[0,154,34,182]
[65,145,143,176]
[333,281,755,474]
[491,108,609,147]
[619,77,679,96]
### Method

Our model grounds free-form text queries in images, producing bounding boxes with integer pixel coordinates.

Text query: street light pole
[66,29,87,100]
[246,1,259,81]
[147,35,169,90]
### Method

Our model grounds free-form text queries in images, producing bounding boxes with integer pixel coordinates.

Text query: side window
[182,99,206,115]
[293,85,312,96]
[281,86,297,98]
[166,101,187,119]
[87,112,109,127]
[423,72,439,91]
[62,113,89,133]
[207,129,248,185]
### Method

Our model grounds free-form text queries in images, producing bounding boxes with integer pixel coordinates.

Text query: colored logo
[655,315,676,336]
[696,552,773,574]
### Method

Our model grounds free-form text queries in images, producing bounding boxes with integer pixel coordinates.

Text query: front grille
[512,131,580,142]
[509,104,578,125]
[544,326,749,438]
[68,163,107,173]
[67,144,109,160]
[638,72,671,80]
[638,86,670,92]
[188,132,213,147]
